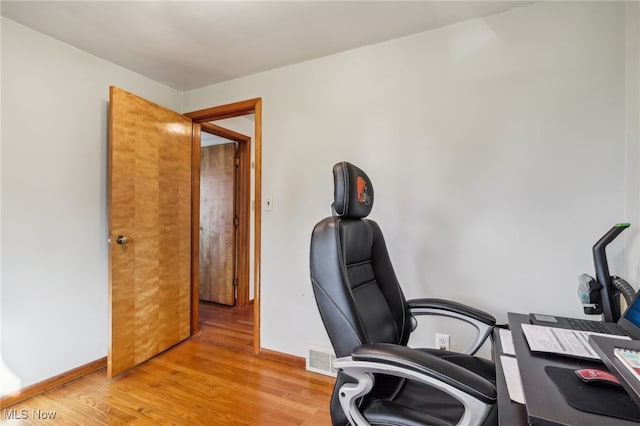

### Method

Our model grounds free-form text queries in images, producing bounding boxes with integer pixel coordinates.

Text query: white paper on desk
[500,355,526,404]
[521,323,630,360]
[499,328,515,356]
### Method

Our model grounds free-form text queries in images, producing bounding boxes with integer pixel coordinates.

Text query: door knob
[116,235,129,245]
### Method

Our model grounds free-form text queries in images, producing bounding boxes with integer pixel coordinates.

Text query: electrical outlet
[435,333,450,351]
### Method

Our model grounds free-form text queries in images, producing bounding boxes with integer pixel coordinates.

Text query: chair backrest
[310,162,413,424]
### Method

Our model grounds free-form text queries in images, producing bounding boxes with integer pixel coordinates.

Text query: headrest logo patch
[356,176,371,206]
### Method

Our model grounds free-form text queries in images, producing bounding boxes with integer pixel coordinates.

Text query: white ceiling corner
[1,1,534,91]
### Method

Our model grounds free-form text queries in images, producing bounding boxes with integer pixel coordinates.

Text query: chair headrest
[332,162,374,218]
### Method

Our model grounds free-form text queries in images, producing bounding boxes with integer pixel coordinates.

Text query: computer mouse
[575,368,622,387]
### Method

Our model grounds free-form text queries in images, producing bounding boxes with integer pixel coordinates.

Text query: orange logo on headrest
[357,176,371,206]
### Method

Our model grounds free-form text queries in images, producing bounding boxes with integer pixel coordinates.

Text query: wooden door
[108,86,192,378]
[199,143,237,305]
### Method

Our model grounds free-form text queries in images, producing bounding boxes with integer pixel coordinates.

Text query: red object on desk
[575,368,621,386]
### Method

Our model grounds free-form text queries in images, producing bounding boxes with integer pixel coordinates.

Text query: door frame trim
[186,98,262,356]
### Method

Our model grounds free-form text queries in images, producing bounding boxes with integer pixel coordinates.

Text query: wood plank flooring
[1,303,334,425]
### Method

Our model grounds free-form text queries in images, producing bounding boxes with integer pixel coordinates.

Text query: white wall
[184,2,635,356]
[626,2,640,286]
[0,18,182,395]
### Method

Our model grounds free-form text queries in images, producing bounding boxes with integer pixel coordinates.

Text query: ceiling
[1,1,532,91]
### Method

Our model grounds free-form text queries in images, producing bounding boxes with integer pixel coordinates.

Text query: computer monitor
[621,294,640,329]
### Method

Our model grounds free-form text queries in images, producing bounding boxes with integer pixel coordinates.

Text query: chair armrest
[408,298,496,326]
[351,343,496,403]
[334,343,496,426]
[407,298,496,355]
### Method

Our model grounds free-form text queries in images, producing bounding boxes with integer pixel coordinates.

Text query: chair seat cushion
[361,350,496,426]
[364,388,498,426]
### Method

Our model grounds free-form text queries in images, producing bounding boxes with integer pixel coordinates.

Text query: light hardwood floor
[1,303,334,425]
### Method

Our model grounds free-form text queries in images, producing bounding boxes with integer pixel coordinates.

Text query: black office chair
[310,162,498,426]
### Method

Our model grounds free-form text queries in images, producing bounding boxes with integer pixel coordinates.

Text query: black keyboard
[566,318,620,335]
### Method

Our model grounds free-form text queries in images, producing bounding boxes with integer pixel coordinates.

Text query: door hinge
[233,278,238,288]
[234,215,239,227]
[235,157,240,166]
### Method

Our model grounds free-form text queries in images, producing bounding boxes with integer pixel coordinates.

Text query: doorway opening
[198,122,252,347]
[186,99,262,355]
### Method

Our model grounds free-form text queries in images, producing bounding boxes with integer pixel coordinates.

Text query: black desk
[494,313,640,425]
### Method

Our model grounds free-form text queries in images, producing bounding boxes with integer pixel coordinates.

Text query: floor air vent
[306,345,337,377]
